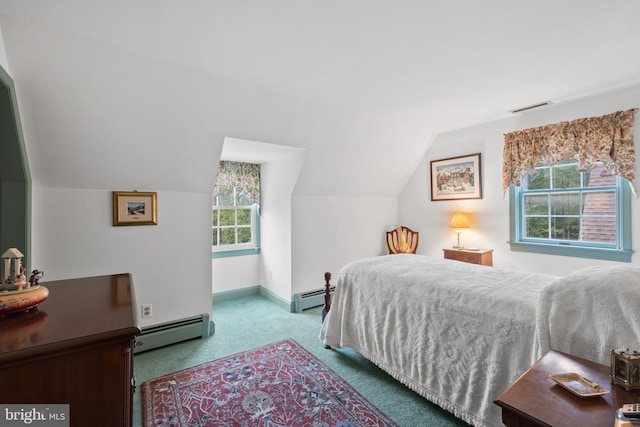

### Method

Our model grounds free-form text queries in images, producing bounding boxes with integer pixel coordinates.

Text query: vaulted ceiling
[1,1,639,196]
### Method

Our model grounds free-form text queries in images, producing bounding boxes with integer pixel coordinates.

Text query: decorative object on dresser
[142,339,399,427]
[449,213,470,248]
[0,274,140,427]
[443,248,493,266]
[495,350,640,427]
[386,225,419,254]
[321,258,640,427]
[0,248,47,315]
[113,190,158,226]
[430,153,482,201]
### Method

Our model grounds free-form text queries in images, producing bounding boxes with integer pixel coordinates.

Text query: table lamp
[450,213,469,249]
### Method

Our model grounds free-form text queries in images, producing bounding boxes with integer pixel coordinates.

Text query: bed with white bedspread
[320,254,640,427]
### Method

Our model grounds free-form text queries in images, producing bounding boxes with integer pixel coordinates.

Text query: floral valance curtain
[213,161,261,205]
[502,108,637,195]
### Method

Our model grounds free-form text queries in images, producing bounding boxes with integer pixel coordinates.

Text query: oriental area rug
[142,339,399,427]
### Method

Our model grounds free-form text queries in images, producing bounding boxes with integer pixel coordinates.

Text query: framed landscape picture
[430,153,482,201]
[112,191,158,226]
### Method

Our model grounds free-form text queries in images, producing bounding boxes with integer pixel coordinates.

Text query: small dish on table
[551,373,609,398]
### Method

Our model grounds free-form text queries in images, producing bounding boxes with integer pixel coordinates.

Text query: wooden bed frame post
[322,272,332,322]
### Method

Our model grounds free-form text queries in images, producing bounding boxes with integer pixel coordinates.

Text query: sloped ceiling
[0,1,639,196]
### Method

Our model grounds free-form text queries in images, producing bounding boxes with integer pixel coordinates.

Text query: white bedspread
[536,264,640,365]
[320,255,559,427]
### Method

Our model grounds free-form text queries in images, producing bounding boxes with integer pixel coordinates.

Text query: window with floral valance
[504,108,636,262]
[212,161,261,206]
[212,161,261,256]
[502,108,637,196]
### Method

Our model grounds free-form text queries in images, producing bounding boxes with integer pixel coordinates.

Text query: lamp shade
[450,213,470,229]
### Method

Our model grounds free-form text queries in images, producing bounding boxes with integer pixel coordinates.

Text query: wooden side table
[495,350,640,427]
[443,248,493,266]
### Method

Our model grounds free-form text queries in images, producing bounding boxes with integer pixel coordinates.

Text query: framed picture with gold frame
[112,191,158,226]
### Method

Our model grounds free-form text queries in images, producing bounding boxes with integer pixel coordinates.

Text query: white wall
[259,150,306,300]
[212,254,259,294]
[399,84,640,276]
[31,186,213,328]
[291,195,398,294]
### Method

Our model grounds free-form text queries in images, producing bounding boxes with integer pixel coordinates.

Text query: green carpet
[133,294,471,427]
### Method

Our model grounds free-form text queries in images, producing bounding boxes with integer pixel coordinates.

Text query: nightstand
[495,350,640,427]
[442,248,493,266]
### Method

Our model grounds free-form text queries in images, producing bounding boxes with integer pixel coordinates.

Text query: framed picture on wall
[112,191,158,226]
[430,153,482,201]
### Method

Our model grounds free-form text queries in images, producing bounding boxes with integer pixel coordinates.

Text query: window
[212,161,260,258]
[509,158,632,262]
[212,188,256,249]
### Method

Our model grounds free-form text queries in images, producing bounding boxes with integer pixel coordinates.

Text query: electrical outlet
[141,303,152,318]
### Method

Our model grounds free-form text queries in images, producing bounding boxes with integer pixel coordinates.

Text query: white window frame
[212,187,260,257]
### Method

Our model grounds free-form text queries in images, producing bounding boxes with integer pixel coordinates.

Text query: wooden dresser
[443,248,493,266]
[0,274,140,427]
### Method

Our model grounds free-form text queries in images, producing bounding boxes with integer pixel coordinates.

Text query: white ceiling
[1,1,640,195]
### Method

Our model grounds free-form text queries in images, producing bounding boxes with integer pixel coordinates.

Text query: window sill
[212,248,260,259]
[508,241,632,262]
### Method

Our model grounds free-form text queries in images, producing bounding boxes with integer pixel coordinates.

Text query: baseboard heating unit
[134,313,212,354]
[292,285,335,313]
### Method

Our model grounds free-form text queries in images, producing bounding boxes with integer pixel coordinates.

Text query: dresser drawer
[450,252,480,263]
[443,249,493,266]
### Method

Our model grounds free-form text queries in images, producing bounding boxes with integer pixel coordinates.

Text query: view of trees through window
[522,158,617,244]
[212,187,253,247]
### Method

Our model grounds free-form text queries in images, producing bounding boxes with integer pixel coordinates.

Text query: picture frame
[112,191,158,226]
[430,153,482,201]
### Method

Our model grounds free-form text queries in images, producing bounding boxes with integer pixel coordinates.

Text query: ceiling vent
[509,101,553,114]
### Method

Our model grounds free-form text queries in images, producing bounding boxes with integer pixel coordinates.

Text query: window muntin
[510,157,632,261]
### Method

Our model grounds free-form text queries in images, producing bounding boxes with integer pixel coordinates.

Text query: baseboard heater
[134,313,211,354]
[292,285,335,313]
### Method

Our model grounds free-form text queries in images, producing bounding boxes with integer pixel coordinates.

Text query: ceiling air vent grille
[510,101,552,114]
